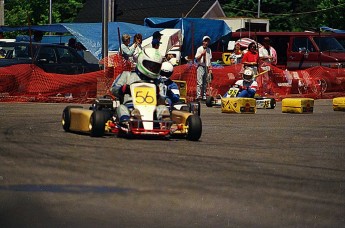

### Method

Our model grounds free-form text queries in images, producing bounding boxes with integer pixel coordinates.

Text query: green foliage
[3,0,344,32]
[4,0,85,26]
[221,0,345,31]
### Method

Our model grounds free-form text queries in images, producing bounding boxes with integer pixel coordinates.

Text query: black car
[0,42,101,74]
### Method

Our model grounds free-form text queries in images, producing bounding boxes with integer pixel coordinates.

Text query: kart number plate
[227,87,239,97]
[133,87,157,106]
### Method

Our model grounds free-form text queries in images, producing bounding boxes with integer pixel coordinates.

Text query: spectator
[153,31,163,41]
[231,42,243,64]
[152,39,160,49]
[131,33,143,63]
[120,34,137,61]
[68,38,77,49]
[195,35,212,101]
[33,31,44,42]
[259,37,277,65]
[241,42,259,74]
[76,42,86,57]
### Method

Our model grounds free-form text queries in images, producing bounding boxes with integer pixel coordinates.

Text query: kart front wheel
[206,96,214,107]
[186,115,202,141]
[90,111,107,137]
[62,106,83,132]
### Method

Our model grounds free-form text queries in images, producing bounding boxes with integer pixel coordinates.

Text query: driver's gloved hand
[121,84,131,95]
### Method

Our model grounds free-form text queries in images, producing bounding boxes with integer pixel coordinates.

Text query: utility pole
[49,0,52,24]
[257,0,261,18]
[102,0,109,61]
[0,0,4,26]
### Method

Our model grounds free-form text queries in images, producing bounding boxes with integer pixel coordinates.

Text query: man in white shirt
[259,37,277,65]
[195,35,212,101]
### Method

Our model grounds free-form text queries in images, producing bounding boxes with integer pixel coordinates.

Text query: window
[38,47,57,63]
[313,37,344,51]
[292,37,315,52]
[58,47,79,64]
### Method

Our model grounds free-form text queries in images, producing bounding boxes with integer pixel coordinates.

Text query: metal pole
[49,0,52,24]
[102,0,109,63]
[257,0,261,18]
[0,0,4,26]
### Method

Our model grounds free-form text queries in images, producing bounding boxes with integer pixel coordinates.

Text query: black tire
[62,106,83,132]
[206,96,214,107]
[269,98,276,109]
[90,111,107,137]
[186,115,202,141]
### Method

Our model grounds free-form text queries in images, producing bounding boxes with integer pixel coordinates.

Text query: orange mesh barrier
[1,57,345,103]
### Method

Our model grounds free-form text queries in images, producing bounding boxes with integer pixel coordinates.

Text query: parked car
[0,42,101,74]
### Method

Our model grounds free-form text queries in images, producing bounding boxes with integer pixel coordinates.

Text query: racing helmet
[243,68,254,82]
[160,61,174,78]
[137,48,163,79]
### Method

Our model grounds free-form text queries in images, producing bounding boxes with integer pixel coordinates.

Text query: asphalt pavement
[0,100,344,227]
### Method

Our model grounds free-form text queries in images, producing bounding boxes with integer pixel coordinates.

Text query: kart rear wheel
[90,111,107,137]
[62,106,83,132]
[206,96,214,107]
[269,98,276,109]
[186,115,202,141]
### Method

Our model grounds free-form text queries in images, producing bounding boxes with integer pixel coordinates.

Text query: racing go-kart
[62,82,202,141]
[206,87,276,109]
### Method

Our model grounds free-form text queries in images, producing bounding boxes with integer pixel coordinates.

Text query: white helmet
[137,48,163,79]
[160,61,174,78]
[243,68,254,82]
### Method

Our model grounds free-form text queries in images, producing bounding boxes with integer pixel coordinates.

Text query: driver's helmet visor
[243,74,253,80]
[143,60,162,74]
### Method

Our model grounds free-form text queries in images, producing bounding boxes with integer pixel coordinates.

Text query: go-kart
[62,82,202,141]
[206,87,276,109]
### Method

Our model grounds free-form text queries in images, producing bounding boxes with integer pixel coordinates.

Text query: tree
[220,0,345,31]
[4,0,85,26]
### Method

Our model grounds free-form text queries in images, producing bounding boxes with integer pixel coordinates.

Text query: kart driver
[110,48,169,122]
[226,68,258,98]
[158,61,180,106]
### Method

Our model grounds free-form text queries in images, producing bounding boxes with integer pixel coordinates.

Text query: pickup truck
[0,42,101,74]
[213,32,345,70]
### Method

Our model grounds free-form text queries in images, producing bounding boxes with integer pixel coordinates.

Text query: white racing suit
[110,69,170,122]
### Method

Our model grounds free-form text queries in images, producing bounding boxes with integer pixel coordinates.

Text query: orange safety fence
[1,54,345,103]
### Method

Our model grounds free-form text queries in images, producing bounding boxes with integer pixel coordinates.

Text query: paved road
[0,100,344,227]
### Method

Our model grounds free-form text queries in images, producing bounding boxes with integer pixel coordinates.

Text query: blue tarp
[144,17,232,57]
[61,22,162,60]
[1,23,163,60]
[320,26,345,34]
[1,18,232,59]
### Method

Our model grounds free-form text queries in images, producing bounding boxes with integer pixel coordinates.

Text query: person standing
[120,34,137,61]
[259,37,277,65]
[231,42,243,64]
[241,42,259,75]
[131,33,143,64]
[152,39,160,49]
[195,35,212,101]
[152,31,163,42]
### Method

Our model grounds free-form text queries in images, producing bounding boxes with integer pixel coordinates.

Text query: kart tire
[269,98,276,109]
[206,96,214,107]
[186,115,202,141]
[90,110,107,137]
[62,106,83,132]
